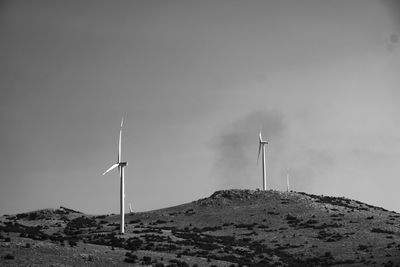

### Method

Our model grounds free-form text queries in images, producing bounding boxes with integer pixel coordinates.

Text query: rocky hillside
[1,190,400,266]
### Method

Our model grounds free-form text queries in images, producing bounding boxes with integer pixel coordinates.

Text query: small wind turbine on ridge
[286,170,290,192]
[103,117,128,234]
[257,129,269,191]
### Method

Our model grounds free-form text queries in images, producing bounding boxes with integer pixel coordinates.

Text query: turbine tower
[257,130,268,191]
[103,117,128,234]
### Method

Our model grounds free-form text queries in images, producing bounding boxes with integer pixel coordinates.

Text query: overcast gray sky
[1,0,400,215]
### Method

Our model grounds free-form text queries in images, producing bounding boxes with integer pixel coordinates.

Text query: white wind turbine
[103,117,128,234]
[286,170,290,192]
[257,130,269,191]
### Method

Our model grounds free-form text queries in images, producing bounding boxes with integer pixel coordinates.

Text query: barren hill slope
[1,190,400,266]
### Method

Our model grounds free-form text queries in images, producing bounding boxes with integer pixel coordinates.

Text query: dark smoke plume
[212,110,336,192]
[212,110,285,189]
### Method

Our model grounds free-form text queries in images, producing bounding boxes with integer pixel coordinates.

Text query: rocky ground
[1,189,400,266]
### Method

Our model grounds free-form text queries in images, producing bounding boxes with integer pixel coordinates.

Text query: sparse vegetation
[371,228,395,234]
[142,255,152,264]
[1,189,400,266]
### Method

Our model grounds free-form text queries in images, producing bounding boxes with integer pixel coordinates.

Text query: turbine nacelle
[102,162,128,175]
[258,130,269,144]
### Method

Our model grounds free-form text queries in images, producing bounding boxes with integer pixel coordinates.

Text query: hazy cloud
[381,0,400,26]
[390,34,399,43]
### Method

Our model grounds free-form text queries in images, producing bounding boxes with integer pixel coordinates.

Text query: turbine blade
[118,118,123,163]
[257,142,262,164]
[259,129,263,142]
[102,163,118,175]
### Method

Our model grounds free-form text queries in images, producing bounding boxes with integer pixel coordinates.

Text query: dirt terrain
[1,189,400,266]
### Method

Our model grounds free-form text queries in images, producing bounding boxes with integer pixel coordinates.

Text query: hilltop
[1,189,400,266]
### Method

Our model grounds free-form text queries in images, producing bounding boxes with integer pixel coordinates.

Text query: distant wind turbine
[286,171,290,192]
[257,130,269,191]
[103,117,128,234]
[129,203,134,214]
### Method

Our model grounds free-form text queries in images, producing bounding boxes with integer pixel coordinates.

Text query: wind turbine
[103,117,128,234]
[257,130,268,191]
[286,171,290,192]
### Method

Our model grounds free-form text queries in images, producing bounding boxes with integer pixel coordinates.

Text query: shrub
[16,213,28,219]
[124,257,136,263]
[285,214,301,226]
[234,223,257,230]
[124,252,138,263]
[125,237,143,251]
[4,254,14,260]
[64,216,97,235]
[200,226,223,232]
[142,256,152,264]
[357,245,369,251]
[169,259,189,267]
[68,240,78,247]
[371,228,394,234]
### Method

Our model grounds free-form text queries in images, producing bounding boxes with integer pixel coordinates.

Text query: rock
[80,253,95,261]
[1,242,11,248]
